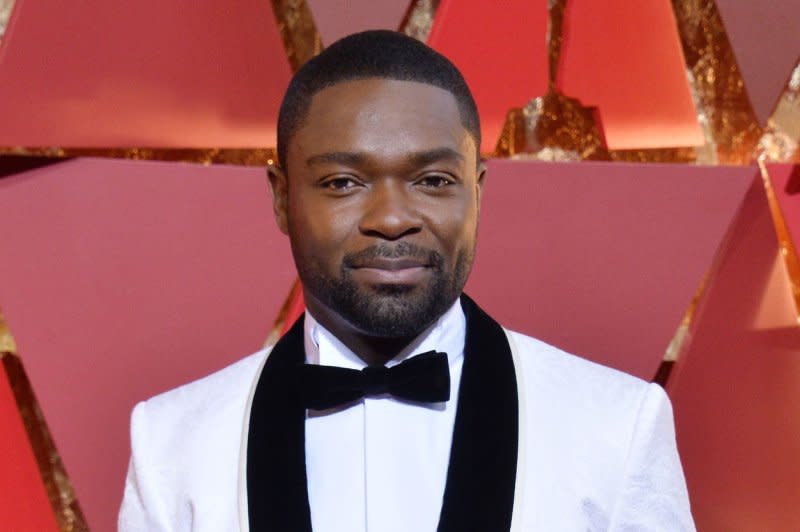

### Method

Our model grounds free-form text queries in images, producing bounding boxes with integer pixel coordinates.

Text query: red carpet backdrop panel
[0,0,291,146]
[715,0,800,126]
[667,178,800,530]
[466,160,756,380]
[0,158,296,531]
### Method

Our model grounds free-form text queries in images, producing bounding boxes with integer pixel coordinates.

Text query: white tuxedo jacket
[120,304,694,531]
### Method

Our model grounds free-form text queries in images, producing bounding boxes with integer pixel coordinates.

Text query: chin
[300,256,465,339]
[344,284,455,338]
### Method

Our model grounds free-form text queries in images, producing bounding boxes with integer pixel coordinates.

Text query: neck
[304,293,422,366]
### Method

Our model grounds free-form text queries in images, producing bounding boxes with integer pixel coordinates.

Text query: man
[119,30,694,531]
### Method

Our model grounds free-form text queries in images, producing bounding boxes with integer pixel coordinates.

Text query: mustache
[342,242,443,269]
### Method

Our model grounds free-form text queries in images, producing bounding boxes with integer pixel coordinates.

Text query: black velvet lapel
[247,315,312,532]
[437,294,518,531]
[246,294,518,531]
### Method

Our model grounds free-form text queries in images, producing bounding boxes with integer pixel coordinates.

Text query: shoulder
[128,348,269,482]
[129,348,269,450]
[505,328,655,410]
[505,330,693,529]
[137,348,268,423]
[505,328,668,473]
[120,349,270,530]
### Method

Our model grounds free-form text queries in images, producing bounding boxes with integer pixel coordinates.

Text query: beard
[298,241,473,338]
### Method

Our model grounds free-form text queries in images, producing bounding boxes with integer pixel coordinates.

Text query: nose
[359,180,422,240]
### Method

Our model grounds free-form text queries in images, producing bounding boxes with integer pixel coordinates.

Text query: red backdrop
[0,158,296,530]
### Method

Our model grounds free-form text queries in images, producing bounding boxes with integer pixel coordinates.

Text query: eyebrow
[305,147,465,168]
[410,147,465,166]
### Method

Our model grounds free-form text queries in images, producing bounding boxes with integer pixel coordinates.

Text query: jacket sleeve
[118,401,177,531]
[608,383,696,531]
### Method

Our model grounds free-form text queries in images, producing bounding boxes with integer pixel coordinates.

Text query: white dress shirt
[304,301,466,532]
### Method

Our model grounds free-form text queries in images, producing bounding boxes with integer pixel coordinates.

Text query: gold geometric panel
[671,0,763,164]
[0,0,15,43]
[401,0,440,42]
[495,92,608,162]
[0,147,278,167]
[1,308,88,531]
[270,0,323,72]
[758,60,800,164]
[0,310,16,355]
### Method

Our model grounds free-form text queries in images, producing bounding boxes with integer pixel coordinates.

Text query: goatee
[299,242,471,338]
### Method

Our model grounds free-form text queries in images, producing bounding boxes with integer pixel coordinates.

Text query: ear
[267,164,289,235]
[475,161,487,211]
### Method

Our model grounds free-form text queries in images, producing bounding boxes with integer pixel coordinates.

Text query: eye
[416,174,455,188]
[321,176,363,192]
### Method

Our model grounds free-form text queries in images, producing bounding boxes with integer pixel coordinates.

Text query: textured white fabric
[303,302,465,532]
[506,333,695,531]
[119,305,695,531]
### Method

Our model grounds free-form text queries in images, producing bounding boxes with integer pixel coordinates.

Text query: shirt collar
[304,299,466,370]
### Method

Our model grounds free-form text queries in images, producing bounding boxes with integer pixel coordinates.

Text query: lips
[349,257,431,285]
[351,257,430,270]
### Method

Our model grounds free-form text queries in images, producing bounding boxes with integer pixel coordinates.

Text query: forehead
[289,79,475,163]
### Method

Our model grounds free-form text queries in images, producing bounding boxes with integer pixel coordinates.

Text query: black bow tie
[294,350,450,410]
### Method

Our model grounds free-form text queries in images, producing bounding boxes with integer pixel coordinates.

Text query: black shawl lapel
[247,315,312,531]
[437,294,519,531]
[246,294,518,531]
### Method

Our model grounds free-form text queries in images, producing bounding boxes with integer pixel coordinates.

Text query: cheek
[289,206,352,247]
[286,199,355,271]
[427,205,479,261]
[287,193,324,238]
[441,196,479,233]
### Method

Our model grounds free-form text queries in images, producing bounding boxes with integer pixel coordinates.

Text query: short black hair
[276,30,481,168]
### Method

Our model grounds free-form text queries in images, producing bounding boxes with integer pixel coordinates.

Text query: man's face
[270,78,485,338]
